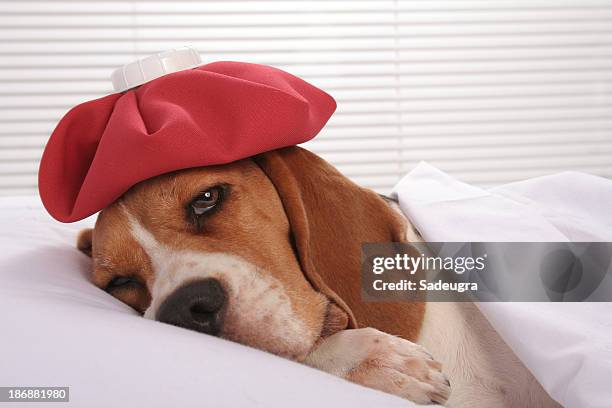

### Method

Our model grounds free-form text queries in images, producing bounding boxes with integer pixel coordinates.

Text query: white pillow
[0,196,416,408]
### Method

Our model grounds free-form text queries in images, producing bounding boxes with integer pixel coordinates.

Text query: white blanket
[392,163,612,408]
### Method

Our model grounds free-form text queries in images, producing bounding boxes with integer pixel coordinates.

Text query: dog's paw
[306,328,450,405]
[345,329,450,404]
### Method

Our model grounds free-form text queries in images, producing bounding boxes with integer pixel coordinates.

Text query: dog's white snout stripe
[121,205,316,358]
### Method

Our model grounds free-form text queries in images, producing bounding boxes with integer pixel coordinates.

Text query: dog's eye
[191,187,223,216]
[107,276,137,290]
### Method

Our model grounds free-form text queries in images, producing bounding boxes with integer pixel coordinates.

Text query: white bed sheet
[392,163,612,408]
[0,196,417,408]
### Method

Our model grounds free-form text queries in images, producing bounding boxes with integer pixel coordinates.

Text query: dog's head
[77,147,413,360]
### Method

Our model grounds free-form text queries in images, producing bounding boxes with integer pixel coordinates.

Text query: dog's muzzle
[156,278,226,336]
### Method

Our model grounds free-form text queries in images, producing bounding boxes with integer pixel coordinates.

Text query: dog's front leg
[305,327,450,405]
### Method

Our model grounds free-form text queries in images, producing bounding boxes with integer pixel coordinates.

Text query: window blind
[1,0,611,196]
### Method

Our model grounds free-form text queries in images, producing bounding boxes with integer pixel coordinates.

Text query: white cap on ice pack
[110,46,202,92]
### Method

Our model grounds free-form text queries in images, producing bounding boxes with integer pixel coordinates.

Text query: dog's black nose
[156,278,226,336]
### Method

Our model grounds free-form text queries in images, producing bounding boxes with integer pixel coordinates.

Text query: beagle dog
[76,147,559,407]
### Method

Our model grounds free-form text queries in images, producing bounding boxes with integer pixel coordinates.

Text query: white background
[1,0,612,195]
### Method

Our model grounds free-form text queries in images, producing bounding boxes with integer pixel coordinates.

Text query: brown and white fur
[76,146,559,407]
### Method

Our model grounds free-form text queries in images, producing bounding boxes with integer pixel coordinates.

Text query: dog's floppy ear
[76,228,93,257]
[254,147,423,337]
